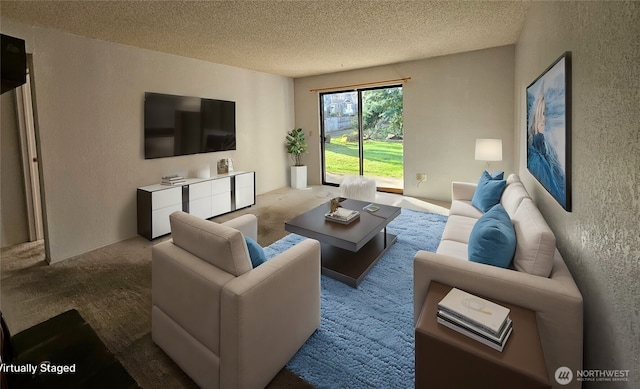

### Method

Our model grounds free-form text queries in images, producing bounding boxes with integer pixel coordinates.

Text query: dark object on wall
[0,309,140,388]
[526,52,572,211]
[1,34,27,95]
[144,92,236,159]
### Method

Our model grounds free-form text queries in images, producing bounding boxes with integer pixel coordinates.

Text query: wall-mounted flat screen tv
[144,92,236,159]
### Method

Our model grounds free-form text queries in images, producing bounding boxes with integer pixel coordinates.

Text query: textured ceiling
[0,1,530,78]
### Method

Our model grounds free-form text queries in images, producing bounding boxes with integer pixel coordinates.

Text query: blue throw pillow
[245,236,267,268]
[471,170,507,212]
[488,170,504,180]
[468,204,516,268]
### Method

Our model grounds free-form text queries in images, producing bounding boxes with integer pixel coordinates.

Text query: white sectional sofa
[414,174,583,388]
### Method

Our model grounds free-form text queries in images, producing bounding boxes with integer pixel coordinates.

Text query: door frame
[15,67,43,240]
[319,85,404,194]
[14,55,50,260]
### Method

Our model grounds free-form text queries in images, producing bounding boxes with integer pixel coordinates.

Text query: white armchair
[152,211,321,389]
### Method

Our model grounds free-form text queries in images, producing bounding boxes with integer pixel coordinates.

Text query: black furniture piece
[285,198,401,288]
[0,309,139,389]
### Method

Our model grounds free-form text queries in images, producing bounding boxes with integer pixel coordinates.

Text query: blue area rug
[263,208,448,388]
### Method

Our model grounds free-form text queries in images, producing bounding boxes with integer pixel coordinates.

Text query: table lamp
[475,139,502,171]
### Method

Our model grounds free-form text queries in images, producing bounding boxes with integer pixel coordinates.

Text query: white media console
[137,171,255,240]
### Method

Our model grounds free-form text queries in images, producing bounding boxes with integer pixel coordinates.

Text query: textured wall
[0,18,295,262]
[294,45,515,201]
[515,2,640,386]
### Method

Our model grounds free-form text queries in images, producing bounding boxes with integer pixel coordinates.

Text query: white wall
[294,45,515,201]
[515,2,639,383]
[0,19,294,262]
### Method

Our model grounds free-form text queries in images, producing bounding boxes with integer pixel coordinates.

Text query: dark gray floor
[1,186,339,388]
[1,185,447,388]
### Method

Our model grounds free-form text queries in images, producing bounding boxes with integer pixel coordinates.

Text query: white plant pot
[290,165,307,189]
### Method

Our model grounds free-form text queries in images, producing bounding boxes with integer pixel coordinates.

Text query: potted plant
[285,128,308,188]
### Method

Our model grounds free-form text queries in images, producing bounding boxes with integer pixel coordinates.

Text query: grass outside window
[324,137,403,178]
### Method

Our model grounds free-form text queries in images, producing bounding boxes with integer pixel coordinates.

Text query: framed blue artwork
[526,52,572,211]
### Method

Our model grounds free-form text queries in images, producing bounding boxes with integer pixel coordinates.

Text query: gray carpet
[1,186,341,388]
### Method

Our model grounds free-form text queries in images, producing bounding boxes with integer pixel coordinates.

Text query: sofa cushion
[471,171,507,212]
[501,181,531,217]
[506,173,521,185]
[170,211,252,276]
[449,200,483,219]
[511,198,556,277]
[244,236,267,268]
[441,215,477,244]
[436,240,470,261]
[468,204,516,268]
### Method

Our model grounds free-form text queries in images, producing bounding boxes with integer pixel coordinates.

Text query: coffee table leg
[384,227,387,247]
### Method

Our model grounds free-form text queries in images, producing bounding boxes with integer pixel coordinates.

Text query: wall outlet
[416,173,427,187]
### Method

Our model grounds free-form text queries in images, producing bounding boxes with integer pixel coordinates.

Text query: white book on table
[329,208,359,220]
[437,310,512,344]
[437,315,513,352]
[437,287,510,337]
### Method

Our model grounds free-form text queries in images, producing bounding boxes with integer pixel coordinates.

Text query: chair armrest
[451,181,477,202]
[220,239,321,388]
[414,250,583,387]
[152,241,235,354]
[221,214,258,241]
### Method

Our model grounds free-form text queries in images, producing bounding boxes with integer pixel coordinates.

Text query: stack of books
[437,288,512,352]
[324,207,360,224]
[161,175,185,186]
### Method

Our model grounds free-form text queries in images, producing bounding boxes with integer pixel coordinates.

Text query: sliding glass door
[321,91,360,184]
[321,85,403,192]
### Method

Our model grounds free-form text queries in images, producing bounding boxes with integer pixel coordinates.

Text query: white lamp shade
[475,139,503,161]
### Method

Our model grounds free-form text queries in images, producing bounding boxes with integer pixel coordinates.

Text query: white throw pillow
[511,199,556,277]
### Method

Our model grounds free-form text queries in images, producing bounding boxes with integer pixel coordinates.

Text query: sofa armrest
[414,250,583,388]
[221,214,258,241]
[220,239,321,388]
[451,181,477,202]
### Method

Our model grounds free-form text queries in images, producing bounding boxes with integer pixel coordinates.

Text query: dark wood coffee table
[285,198,401,288]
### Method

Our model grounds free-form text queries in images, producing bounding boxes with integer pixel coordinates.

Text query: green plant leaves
[285,128,307,166]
